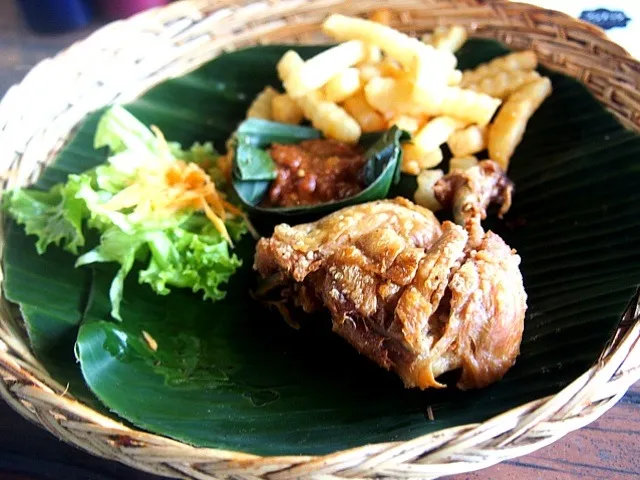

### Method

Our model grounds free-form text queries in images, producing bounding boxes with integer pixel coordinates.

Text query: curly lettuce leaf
[3,177,87,254]
[94,105,159,155]
[76,221,243,320]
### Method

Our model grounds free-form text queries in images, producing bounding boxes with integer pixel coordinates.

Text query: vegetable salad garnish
[5,106,247,320]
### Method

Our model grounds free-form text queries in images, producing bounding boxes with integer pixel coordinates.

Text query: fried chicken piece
[434,159,513,246]
[254,162,526,390]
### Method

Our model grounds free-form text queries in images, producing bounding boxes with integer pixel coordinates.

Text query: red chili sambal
[263,139,366,207]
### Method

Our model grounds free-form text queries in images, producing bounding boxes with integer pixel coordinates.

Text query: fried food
[246,86,278,119]
[466,70,541,99]
[461,50,538,87]
[429,87,502,126]
[447,125,487,157]
[259,16,549,167]
[297,92,361,143]
[342,91,387,133]
[283,41,366,98]
[401,146,443,175]
[423,25,468,52]
[488,77,552,169]
[271,93,304,124]
[414,168,444,211]
[324,68,361,103]
[434,160,513,246]
[255,161,526,390]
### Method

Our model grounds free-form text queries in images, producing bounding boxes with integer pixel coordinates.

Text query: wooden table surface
[1,2,639,479]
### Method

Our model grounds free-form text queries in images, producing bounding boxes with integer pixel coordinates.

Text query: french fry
[368,8,392,25]
[361,45,383,64]
[342,91,387,133]
[246,86,278,119]
[271,93,304,124]
[466,70,541,99]
[379,57,404,78]
[413,116,463,152]
[449,155,479,171]
[461,50,538,86]
[488,76,552,169]
[297,93,362,143]
[448,70,463,86]
[358,64,383,82]
[414,169,444,211]
[411,43,458,91]
[324,68,361,103]
[447,125,487,157]
[365,77,422,116]
[283,40,366,98]
[402,146,443,174]
[277,50,305,82]
[424,26,468,52]
[366,76,499,126]
[323,14,455,73]
[415,87,501,126]
[402,117,458,174]
[388,114,422,135]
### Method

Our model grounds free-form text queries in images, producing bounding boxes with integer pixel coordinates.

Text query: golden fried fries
[284,41,366,98]
[297,93,361,143]
[271,93,304,125]
[402,147,443,175]
[261,15,546,162]
[467,70,541,99]
[423,26,468,53]
[439,87,501,126]
[448,70,463,86]
[342,91,387,133]
[461,50,538,86]
[412,87,501,126]
[401,116,460,173]
[388,114,422,135]
[324,68,361,103]
[246,86,278,119]
[365,77,422,117]
[412,45,457,94]
[488,77,552,169]
[361,45,383,64]
[277,50,304,83]
[323,14,456,74]
[414,116,463,152]
[447,125,487,157]
[414,169,444,211]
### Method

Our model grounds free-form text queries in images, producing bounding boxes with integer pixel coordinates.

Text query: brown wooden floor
[0,1,638,478]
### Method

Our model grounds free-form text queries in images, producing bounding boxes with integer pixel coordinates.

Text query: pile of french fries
[246,10,552,210]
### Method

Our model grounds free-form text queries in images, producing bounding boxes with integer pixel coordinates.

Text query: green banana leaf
[231,119,408,220]
[4,40,640,456]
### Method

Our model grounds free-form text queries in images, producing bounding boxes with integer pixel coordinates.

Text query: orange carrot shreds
[101,126,243,244]
[222,199,260,240]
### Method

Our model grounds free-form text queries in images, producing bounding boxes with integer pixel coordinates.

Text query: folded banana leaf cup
[231,118,409,225]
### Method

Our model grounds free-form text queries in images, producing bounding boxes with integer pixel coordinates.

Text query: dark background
[1,1,639,479]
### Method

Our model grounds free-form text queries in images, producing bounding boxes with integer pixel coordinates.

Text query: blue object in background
[17,0,93,33]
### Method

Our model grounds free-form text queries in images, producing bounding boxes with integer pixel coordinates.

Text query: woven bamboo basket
[1,0,639,478]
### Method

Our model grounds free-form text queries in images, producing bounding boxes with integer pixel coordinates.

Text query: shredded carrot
[102,126,243,244]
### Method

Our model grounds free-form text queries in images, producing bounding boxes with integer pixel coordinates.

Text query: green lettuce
[4,177,87,255]
[4,105,246,320]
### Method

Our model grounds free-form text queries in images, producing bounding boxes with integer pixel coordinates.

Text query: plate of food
[1,1,639,478]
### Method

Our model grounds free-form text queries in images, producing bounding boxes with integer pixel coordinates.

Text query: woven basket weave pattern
[0,1,639,478]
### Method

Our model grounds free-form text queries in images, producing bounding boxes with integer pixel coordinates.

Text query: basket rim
[1,1,639,478]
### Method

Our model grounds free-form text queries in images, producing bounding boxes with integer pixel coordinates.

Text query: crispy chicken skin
[254,161,526,390]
